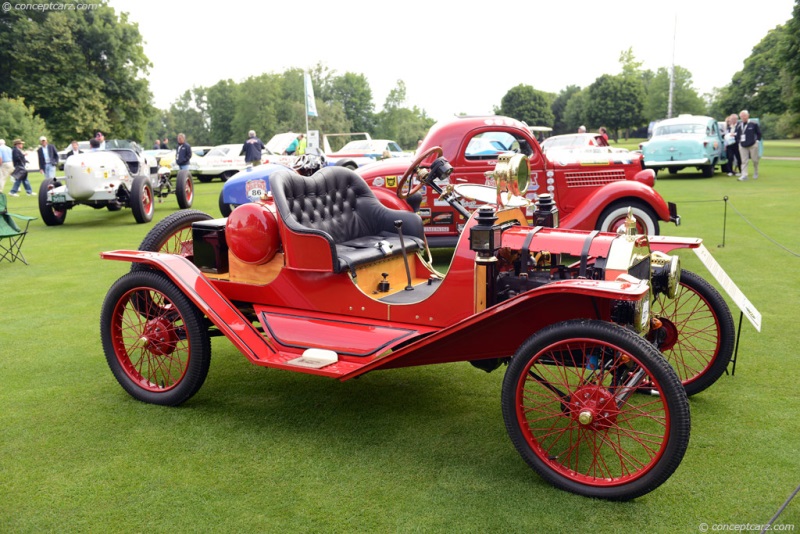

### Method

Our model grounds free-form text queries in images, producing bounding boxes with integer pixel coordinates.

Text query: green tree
[205,80,237,144]
[586,74,645,140]
[717,25,787,117]
[169,89,211,145]
[0,1,152,145]
[374,81,434,149]
[0,96,49,145]
[551,85,581,134]
[330,72,375,133]
[495,84,554,126]
[563,88,589,133]
[780,1,800,115]
[643,66,706,122]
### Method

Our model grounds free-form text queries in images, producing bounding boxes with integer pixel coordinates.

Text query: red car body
[357,116,679,246]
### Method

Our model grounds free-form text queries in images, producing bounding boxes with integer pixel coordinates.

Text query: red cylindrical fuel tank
[225,203,280,265]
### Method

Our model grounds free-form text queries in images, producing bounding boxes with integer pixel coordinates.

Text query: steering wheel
[397,146,443,199]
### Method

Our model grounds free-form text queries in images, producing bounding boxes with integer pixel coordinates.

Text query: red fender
[371,185,413,211]
[559,180,674,231]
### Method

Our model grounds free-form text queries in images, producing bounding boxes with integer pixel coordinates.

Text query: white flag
[305,72,318,117]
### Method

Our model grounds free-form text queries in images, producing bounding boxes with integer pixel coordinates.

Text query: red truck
[357,116,679,247]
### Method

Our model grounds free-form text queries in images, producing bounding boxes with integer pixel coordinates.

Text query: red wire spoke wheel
[650,269,735,396]
[501,320,690,500]
[101,270,210,406]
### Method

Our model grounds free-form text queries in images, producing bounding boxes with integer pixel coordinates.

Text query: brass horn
[493,153,530,206]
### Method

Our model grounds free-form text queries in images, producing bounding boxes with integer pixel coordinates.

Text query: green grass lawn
[1,159,799,532]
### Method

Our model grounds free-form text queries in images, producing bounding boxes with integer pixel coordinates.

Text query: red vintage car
[100,154,700,500]
[357,116,679,247]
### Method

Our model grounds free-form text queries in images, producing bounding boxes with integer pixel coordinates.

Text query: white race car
[39,140,193,225]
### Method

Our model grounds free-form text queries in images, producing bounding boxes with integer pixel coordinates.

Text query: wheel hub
[569,385,619,430]
[656,316,679,351]
[140,317,179,356]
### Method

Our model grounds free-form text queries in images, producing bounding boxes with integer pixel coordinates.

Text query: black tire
[220,170,236,182]
[218,189,236,217]
[130,176,154,224]
[650,269,735,396]
[197,176,213,183]
[38,177,67,226]
[701,164,714,178]
[100,270,211,406]
[335,160,358,171]
[596,200,660,235]
[131,209,214,272]
[176,170,194,209]
[501,319,690,501]
[107,202,122,212]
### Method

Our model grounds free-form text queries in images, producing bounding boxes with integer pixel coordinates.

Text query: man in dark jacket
[736,110,762,181]
[37,136,59,181]
[242,130,265,166]
[175,133,192,170]
[9,139,32,196]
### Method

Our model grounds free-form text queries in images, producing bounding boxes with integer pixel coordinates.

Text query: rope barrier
[671,197,800,257]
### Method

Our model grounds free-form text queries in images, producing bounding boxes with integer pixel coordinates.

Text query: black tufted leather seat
[270,166,425,273]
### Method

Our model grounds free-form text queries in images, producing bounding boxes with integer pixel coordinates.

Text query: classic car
[100,152,695,501]
[39,140,193,225]
[356,116,679,247]
[639,115,727,177]
[323,133,410,170]
[192,143,250,182]
[540,133,629,155]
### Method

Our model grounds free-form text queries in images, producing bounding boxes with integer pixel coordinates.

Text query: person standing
[242,130,265,166]
[160,137,169,150]
[0,139,13,193]
[37,135,59,184]
[284,135,300,155]
[598,127,609,141]
[94,131,106,150]
[153,139,161,150]
[65,140,83,160]
[736,110,761,181]
[723,114,740,176]
[296,134,307,155]
[175,133,192,171]
[9,139,33,196]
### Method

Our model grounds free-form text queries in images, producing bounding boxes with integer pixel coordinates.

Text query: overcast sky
[110,0,795,122]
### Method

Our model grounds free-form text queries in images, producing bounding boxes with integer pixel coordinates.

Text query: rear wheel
[501,319,690,500]
[197,176,213,183]
[650,269,735,396]
[176,170,194,209]
[130,176,154,224]
[132,209,214,272]
[220,170,236,182]
[38,178,67,226]
[100,270,211,406]
[596,200,659,235]
[701,164,714,178]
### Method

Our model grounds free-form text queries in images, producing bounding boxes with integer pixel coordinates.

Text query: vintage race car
[640,115,727,177]
[357,116,679,247]
[39,140,193,225]
[100,148,732,500]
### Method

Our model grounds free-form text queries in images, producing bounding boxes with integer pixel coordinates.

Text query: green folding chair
[0,192,36,265]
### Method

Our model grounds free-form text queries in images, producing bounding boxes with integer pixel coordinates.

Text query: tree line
[2,0,800,149]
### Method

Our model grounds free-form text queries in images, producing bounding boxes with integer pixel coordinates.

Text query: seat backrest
[0,192,7,215]
[271,166,407,245]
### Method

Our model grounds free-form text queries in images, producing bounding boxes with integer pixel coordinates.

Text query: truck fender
[559,181,673,231]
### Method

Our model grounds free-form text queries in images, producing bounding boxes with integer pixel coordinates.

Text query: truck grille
[565,170,626,188]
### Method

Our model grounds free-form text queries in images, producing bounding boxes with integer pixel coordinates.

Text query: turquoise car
[640,115,727,177]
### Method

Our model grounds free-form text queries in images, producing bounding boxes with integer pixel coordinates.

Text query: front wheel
[701,164,714,178]
[38,178,67,226]
[650,270,735,396]
[100,270,211,406]
[596,200,659,235]
[501,319,690,500]
[218,189,236,217]
[130,176,154,224]
[176,170,194,209]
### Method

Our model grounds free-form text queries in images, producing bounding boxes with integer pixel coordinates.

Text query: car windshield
[207,146,235,157]
[105,139,141,151]
[653,123,707,136]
